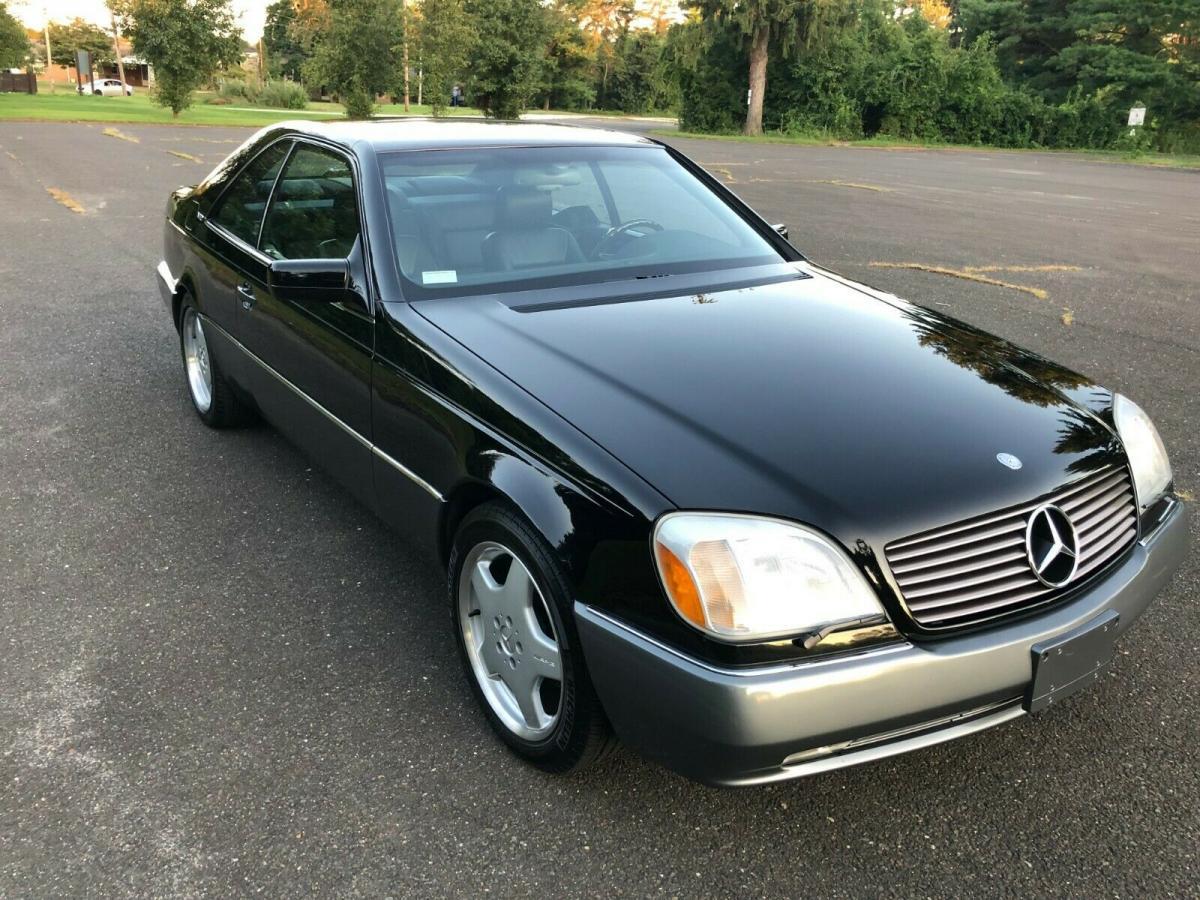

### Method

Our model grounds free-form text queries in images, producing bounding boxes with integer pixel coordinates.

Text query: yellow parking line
[869,261,1049,300]
[809,179,894,192]
[965,264,1082,274]
[102,127,139,144]
[46,187,85,214]
[166,150,203,163]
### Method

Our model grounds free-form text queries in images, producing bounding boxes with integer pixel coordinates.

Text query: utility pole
[110,13,126,87]
[258,37,266,86]
[43,11,53,92]
[401,0,410,111]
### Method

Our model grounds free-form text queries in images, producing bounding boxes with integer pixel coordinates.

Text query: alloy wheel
[182,308,213,413]
[457,541,564,741]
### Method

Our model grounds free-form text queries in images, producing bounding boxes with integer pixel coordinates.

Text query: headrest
[386,184,411,210]
[496,185,551,229]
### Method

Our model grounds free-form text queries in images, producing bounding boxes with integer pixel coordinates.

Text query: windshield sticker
[422,270,458,285]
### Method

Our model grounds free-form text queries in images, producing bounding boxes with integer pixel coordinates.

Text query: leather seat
[386,186,436,277]
[482,186,584,272]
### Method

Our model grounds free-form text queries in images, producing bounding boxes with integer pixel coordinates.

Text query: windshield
[379,145,787,299]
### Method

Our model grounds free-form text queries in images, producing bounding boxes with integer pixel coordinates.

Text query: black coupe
[157,120,1186,785]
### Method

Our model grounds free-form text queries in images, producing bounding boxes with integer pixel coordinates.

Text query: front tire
[449,502,615,773]
[178,299,249,428]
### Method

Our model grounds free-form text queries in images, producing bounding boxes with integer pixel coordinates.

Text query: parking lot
[1,119,1197,897]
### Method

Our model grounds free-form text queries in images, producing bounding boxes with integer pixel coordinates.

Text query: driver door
[237,141,376,507]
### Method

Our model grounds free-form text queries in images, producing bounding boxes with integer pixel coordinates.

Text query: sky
[10,0,270,41]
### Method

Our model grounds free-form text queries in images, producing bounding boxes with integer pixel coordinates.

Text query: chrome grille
[886,465,1138,629]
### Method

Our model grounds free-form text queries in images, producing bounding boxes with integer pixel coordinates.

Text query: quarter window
[210,141,290,248]
[260,145,361,260]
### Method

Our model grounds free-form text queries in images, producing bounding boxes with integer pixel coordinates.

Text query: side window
[211,141,291,247]
[260,145,361,260]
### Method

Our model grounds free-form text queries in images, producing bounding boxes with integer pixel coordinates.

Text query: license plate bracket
[1026,610,1119,713]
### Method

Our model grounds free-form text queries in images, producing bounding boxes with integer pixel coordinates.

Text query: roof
[268,118,657,153]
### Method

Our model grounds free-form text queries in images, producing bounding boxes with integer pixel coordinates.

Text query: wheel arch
[438,451,583,576]
[170,269,200,331]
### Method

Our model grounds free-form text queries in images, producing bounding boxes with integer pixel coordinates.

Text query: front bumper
[576,499,1188,786]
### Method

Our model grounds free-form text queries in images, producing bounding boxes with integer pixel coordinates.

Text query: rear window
[380,145,784,300]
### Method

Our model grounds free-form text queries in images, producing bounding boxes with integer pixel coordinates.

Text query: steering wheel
[592,218,665,259]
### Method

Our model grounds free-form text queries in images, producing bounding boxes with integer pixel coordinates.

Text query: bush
[258,80,307,110]
[217,78,258,102]
[672,0,1192,152]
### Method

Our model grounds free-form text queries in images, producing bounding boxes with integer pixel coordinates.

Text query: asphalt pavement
[0,118,1197,897]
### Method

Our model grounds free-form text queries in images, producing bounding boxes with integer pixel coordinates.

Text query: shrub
[672,0,1194,153]
[258,80,307,110]
[217,78,258,102]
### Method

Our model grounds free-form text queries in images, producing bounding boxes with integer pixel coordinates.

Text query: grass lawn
[0,89,487,127]
[663,129,1200,170]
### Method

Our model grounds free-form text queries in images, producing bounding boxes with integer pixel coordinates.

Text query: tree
[48,18,115,69]
[418,0,476,114]
[690,0,822,135]
[262,0,307,80]
[0,2,29,69]
[115,0,243,116]
[958,0,1200,135]
[541,0,597,111]
[956,0,1076,98]
[305,0,404,118]
[463,0,552,118]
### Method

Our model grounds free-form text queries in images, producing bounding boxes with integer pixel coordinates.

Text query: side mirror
[772,223,789,240]
[268,258,350,302]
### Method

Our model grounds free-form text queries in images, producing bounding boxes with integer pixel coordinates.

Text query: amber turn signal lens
[654,541,706,629]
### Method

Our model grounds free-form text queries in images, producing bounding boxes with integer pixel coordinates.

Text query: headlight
[1113,394,1173,509]
[652,513,887,643]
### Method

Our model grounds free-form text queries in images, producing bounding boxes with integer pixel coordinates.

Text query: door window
[260,145,361,260]
[211,141,291,248]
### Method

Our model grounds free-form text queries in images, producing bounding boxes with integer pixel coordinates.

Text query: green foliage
[607,31,677,114]
[262,0,307,81]
[48,18,116,69]
[670,19,747,132]
[305,0,404,119]
[540,0,596,111]
[686,0,823,132]
[116,0,243,117]
[259,79,308,108]
[0,2,29,69]
[956,0,1200,149]
[419,0,477,115]
[671,0,1200,151]
[462,0,551,118]
[217,77,255,101]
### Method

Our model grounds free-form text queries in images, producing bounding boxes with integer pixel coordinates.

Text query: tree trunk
[401,0,410,111]
[743,24,769,136]
[110,15,126,87]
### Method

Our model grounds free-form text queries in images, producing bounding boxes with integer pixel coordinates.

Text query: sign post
[1127,106,1146,128]
[74,50,91,94]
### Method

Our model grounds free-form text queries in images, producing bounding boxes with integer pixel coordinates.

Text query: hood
[415,264,1123,550]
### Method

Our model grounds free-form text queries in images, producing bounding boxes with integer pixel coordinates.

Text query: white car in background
[80,79,133,97]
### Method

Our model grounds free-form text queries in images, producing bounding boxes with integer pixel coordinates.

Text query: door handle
[237,283,255,310]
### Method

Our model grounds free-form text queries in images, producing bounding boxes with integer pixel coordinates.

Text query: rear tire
[178,297,250,428]
[449,502,616,773]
